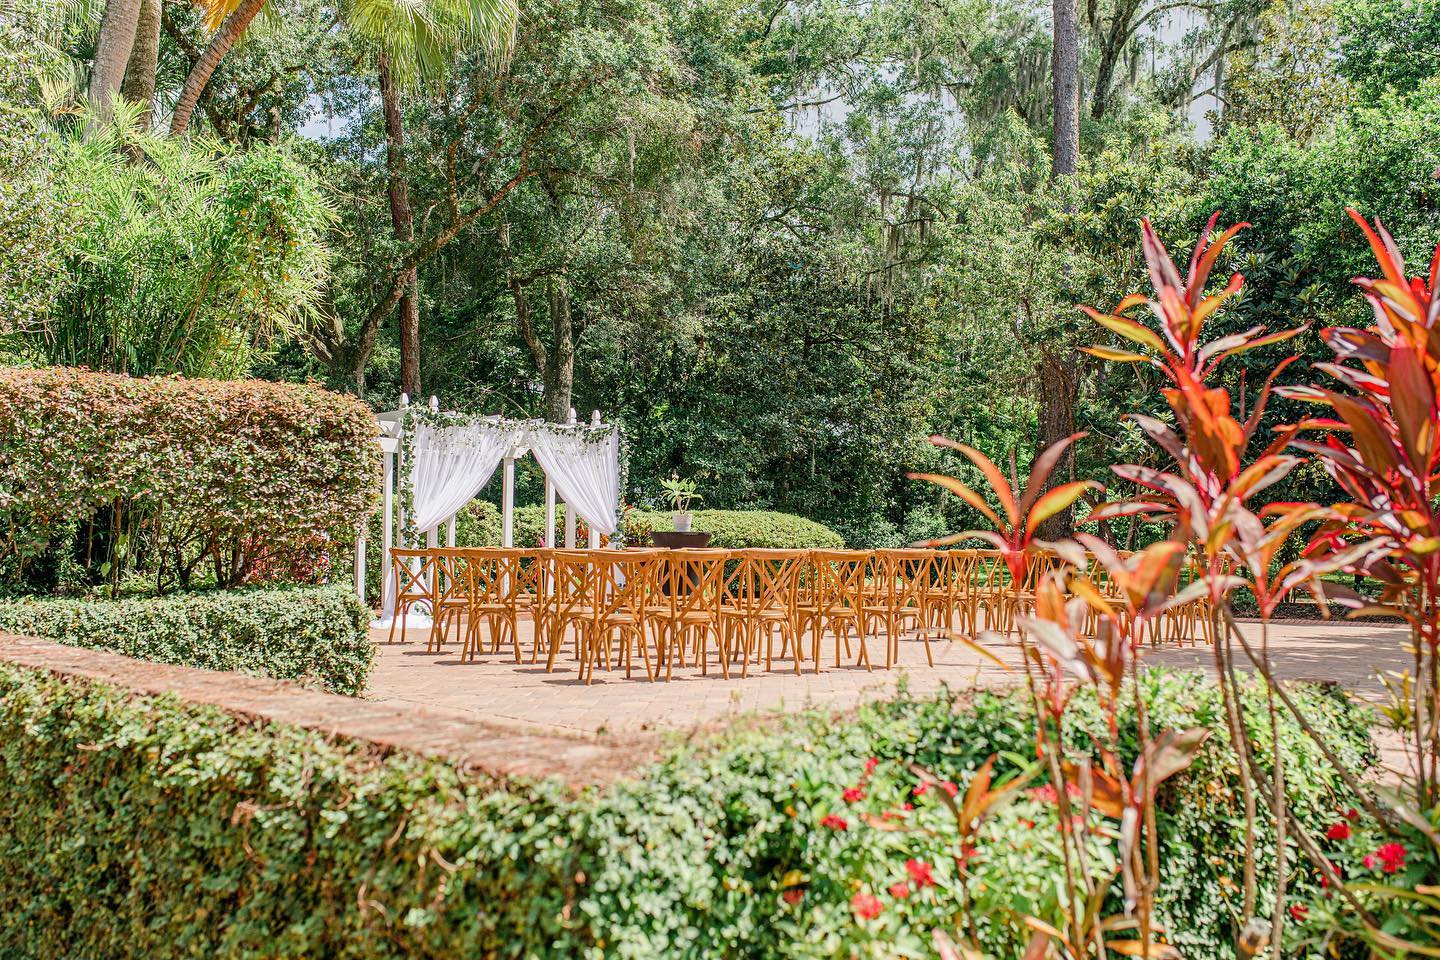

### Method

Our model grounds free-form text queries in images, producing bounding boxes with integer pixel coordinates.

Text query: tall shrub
[0,366,381,592]
[20,119,333,379]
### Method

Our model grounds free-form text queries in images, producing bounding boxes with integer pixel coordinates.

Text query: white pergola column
[587,409,603,548]
[543,477,556,548]
[502,455,516,547]
[564,407,577,548]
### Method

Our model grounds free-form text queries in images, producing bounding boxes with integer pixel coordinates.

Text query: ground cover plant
[0,662,1367,960]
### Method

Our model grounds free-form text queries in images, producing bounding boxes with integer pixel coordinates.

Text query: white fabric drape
[525,426,621,534]
[408,421,519,535]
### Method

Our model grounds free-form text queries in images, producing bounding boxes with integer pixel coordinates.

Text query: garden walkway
[366,618,1411,741]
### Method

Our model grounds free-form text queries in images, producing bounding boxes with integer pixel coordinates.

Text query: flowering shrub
[0,366,380,592]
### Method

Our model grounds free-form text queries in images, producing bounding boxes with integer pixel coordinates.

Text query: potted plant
[659,473,703,532]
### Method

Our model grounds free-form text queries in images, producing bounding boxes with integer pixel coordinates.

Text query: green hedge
[453,505,844,550]
[0,366,381,591]
[626,509,845,549]
[0,667,1370,959]
[0,585,373,695]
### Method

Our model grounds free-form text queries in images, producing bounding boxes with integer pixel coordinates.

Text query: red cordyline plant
[1272,209,1440,955]
[914,210,1420,959]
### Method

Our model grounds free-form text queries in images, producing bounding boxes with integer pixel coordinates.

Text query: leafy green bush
[26,121,333,379]
[626,509,845,549]
[0,366,381,592]
[0,585,373,695]
[0,666,1369,958]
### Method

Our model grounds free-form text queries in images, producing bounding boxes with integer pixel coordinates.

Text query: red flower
[865,756,880,775]
[820,814,848,831]
[888,881,910,899]
[782,888,804,905]
[1363,854,1378,870]
[1019,818,1035,829]
[1345,807,1360,822]
[1029,784,1059,804]
[850,892,883,920]
[1377,842,1407,874]
[901,802,914,811]
[955,845,978,869]
[843,787,865,804]
[940,781,959,797]
[1326,821,1351,841]
[912,782,929,797]
[905,858,936,888]
[1289,904,1308,922]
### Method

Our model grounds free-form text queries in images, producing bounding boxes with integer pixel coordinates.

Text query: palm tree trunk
[170,0,268,136]
[1051,0,1080,176]
[88,0,143,122]
[120,0,161,129]
[378,53,422,398]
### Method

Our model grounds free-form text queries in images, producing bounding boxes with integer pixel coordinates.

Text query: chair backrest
[427,548,466,606]
[662,549,728,619]
[594,549,665,620]
[390,548,436,601]
[810,549,870,613]
[735,549,806,615]
[550,550,602,626]
[874,548,938,606]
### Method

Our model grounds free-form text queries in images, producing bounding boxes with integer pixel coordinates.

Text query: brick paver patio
[366,617,1412,738]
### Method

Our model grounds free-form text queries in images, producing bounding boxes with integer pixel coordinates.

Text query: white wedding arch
[354,395,622,620]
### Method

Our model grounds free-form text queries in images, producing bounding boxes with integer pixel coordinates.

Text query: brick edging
[0,632,647,787]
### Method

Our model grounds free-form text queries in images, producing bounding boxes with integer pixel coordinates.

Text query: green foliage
[1336,0,1440,97]
[0,366,381,592]
[0,0,70,337]
[0,666,1370,959]
[13,117,333,378]
[631,509,846,548]
[0,584,373,695]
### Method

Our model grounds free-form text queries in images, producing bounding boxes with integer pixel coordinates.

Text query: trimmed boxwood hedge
[451,504,845,550]
[627,509,845,549]
[0,666,1371,959]
[0,584,373,695]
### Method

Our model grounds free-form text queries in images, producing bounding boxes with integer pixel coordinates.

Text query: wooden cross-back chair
[544,550,601,673]
[868,548,938,668]
[387,548,439,646]
[650,549,729,680]
[582,549,665,683]
[720,549,807,676]
[452,548,528,663]
[427,548,475,653]
[806,549,873,672]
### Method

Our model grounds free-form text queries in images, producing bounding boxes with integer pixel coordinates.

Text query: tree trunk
[1051,0,1080,176]
[1034,350,1079,539]
[378,53,422,399]
[89,0,144,123]
[544,279,574,422]
[170,0,267,136]
[121,0,161,129]
[1090,29,1121,120]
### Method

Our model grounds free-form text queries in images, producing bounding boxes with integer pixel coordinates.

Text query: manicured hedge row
[455,504,845,550]
[0,665,1371,959]
[0,585,373,695]
[0,366,381,589]
[626,509,846,549]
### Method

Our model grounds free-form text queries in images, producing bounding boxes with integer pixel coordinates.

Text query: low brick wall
[0,631,645,786]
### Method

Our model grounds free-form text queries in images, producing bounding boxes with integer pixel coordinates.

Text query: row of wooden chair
[386,546,1214,682]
